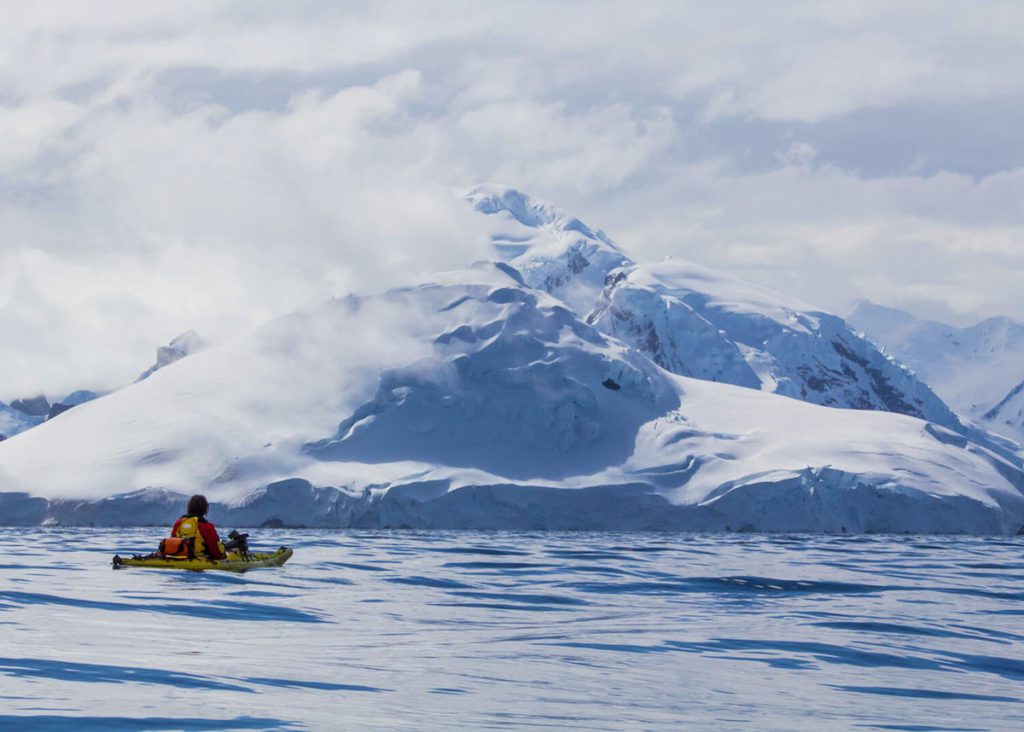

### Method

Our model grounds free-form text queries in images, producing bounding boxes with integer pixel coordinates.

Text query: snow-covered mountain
[470,187,632,316]
[0,262,1021,533]
[469,186,963,436]
[9,395,50,417]
[0,390,105,440]
[0,330,201,441]
[850,301,1024,445]
[0,402,43,441]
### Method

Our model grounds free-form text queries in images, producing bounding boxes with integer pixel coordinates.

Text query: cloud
[0,2,1022,397]
[594,162,1024,321]
[453,101,677,195]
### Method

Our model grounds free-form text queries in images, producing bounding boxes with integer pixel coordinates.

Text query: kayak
[112,547,293,572]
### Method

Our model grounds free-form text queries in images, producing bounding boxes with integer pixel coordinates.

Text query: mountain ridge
[0,260,1021,533]
[472,185,973,441]
[0,189,1021,532]
[849,301,1024,446]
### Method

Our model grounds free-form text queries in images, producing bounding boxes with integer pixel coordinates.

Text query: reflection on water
[1,528,1022,730]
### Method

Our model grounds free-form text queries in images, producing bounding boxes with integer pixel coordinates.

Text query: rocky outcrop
[137,331,207,381]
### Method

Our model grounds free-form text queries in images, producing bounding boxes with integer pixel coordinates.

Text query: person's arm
[201,523,224,559]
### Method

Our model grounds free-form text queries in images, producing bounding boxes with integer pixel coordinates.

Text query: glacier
[0,252,1022,533]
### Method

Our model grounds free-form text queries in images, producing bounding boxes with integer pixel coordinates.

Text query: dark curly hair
[187,494,209,517]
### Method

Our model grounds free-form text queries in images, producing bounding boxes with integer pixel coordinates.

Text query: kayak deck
[113,547,293,572]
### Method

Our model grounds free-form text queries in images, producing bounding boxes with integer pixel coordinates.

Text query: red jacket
[171,516,224,559]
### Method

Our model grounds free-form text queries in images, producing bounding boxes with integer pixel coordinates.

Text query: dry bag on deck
[158,536,195,559]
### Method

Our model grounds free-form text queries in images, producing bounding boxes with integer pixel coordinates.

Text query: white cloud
[0,99,86,173]
[454,102,677,195]
[595,164,1024,324]
[0,2,1022,397]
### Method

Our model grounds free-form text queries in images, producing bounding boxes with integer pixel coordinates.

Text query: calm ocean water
[1,528,1022,730]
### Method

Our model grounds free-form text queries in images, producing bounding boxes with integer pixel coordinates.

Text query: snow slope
[470,186,963,435]
[0,391,102,440]
[850,301,1024,445]
[0,263,1021,533]
[0,330,199,442]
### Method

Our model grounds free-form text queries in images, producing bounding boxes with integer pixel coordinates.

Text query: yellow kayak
[112,547,293,572]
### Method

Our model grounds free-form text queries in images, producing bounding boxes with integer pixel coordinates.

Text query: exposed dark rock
[137,331,206,382]
[985,379,1024,421]
[11,395,49,417]
[567,249,589,274]
[47,402,73,420]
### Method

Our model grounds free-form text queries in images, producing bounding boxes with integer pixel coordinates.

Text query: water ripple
[1,528,1022,730]
[0,589,326,624]
[0,657,251,692]
[0,715,294,731]
[834,684,1019,703]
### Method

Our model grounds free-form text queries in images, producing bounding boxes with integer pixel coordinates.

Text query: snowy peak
[850,301,1024,444]
[849,301,918,335]
[851,302,1024,364]
[467,189,965,439]
[468,184,615,245]
[468,185,631,315]
[851,301,1024,376]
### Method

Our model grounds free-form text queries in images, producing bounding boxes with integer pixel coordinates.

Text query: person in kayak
[171,494,225,560]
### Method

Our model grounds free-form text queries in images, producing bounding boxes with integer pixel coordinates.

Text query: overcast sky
[1,1,1022,399]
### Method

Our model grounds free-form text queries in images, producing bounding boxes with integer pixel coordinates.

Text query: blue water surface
[0,529,1022,730]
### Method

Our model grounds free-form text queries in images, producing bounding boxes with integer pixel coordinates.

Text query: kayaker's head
[187,494,209,518]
